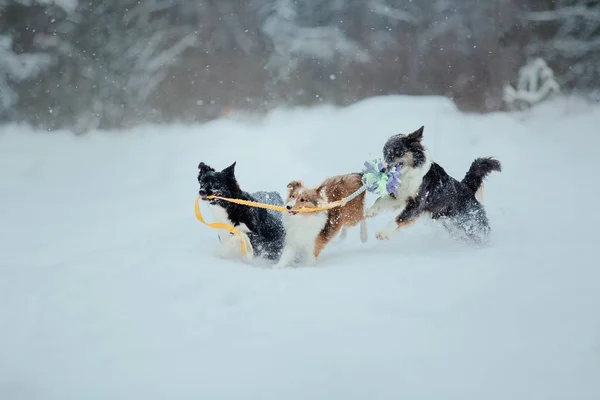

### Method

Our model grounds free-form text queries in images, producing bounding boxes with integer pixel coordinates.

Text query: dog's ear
[315,185,328,201]
[287,180,303,191]
[222,161,237,176]
[407,125,424,142]
[198,162,215,175]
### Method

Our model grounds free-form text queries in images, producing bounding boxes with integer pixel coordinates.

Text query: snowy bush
[503,58,560,111]
[0,35,52,121]
[521,1,600,93]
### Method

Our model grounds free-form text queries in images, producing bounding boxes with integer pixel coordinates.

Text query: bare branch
[369,0,419,25]
[521,5,600,22]
[552,37,600,57]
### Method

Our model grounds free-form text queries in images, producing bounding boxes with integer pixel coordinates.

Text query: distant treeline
[1,0,598,132]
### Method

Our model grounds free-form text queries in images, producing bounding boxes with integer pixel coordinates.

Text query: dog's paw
[305,255,318,267]
[375,231,391,240]
[365,207,379,218]
[376,221,399,241]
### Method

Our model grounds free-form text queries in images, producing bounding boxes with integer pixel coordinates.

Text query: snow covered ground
[1,95,599,400]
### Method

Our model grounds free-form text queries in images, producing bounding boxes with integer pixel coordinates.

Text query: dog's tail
[462,157,501,198]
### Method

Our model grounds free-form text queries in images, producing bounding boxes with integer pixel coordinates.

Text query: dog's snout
[286,205,292,210]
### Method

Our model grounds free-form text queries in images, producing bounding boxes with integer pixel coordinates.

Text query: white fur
[366,158,432,217]
[475,184,485,203]
[207,202,254,260]
[275,211,328,268]
[398,158,432,201]
[284,187,304,209]
[284,197,297,209]
[375,220,401,240]
[365,158,432,239]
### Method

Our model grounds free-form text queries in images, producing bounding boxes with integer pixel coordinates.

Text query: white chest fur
[365,158,433,219]
[284,212,327,246]
[396,158,432,201]
[206,202,253,259]
[207,203,250,234]
[208,203,234,237]
[275,212,328,267]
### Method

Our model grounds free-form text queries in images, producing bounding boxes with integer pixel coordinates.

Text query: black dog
[365,126,501,244]
[197,161,286,261]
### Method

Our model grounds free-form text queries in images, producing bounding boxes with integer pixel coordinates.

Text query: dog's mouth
[386,162,403,171]
[383,160,404,170]
[200,192,221,202]
[288,211,298,215]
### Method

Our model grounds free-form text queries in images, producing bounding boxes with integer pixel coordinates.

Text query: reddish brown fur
[285,173,367,259]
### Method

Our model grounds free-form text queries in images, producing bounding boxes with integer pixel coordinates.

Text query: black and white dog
[366,126,501,244]
[197,161,286,261]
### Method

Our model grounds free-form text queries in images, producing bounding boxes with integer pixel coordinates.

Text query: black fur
[197,161,285,260]
[461,157,502,194]
[382,126,501,244]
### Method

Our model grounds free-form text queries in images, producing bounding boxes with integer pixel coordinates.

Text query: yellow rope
[204,195,344,213]
[194,197,249,258]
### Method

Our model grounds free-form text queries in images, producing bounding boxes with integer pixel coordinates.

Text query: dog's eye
[299,198,305,202]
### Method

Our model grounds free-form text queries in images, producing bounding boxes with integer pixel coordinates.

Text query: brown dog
[275,174,368,267]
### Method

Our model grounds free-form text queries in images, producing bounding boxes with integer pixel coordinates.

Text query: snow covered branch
[128,32,198,102]
[368,0,419,24]
[552,37,600,57]
[503,58,559,110]
[9,0,78,13]
[262,0,369,80]
[521,5,600,22]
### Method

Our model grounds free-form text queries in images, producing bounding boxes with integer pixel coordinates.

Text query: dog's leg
[239,231,254,260]
[234,223,255,260]
[376,197,422,240]
[274,245,296,268]
[457,206,491,246]
[215,228,254,260]
[365,196,403,218]
[338,227,348,242]
[313,235,328,260]
[304,251,317,266]
[215,233,240,258]
[314,223,344,259]
[360,220,368,243]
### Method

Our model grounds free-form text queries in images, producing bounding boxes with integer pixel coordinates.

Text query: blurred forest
[1,0,599,132]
